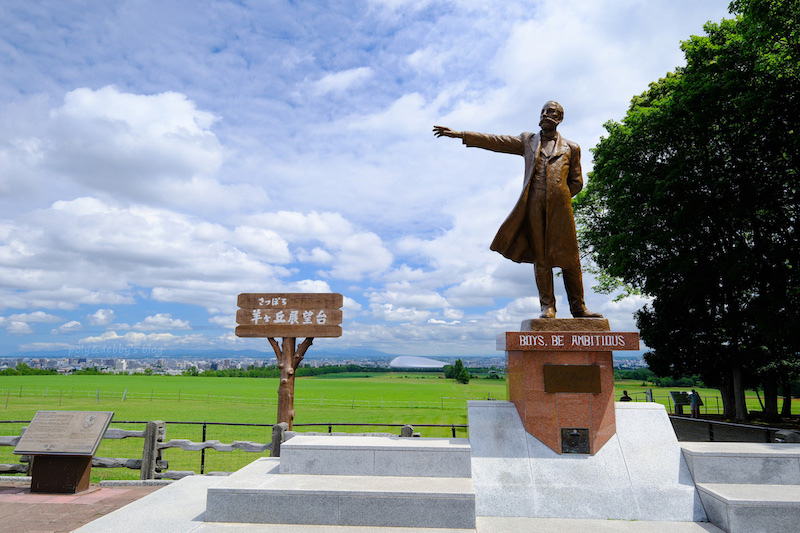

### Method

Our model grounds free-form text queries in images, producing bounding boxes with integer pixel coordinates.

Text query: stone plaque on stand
[497,319,638,455]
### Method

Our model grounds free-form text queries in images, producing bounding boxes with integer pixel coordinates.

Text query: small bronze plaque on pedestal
[14,411,113,493]
[543,365,601,393]
[561,428,590,454]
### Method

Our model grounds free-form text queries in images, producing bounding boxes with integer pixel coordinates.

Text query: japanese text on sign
[235,293,343,338]
[250,309,328,325]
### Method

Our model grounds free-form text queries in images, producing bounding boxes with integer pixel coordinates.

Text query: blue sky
[0,0,732,357]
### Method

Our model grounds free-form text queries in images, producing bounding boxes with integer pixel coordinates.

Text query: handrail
[668,415,787,443]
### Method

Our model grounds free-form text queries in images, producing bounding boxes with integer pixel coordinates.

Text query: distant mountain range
[0,346,492,361]
[1,345,645,361]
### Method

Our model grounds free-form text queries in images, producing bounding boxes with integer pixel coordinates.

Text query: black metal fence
[668,415,786,443]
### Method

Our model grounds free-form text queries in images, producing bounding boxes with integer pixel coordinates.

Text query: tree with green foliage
[445,359,470,384]
[575,0,800,421]
[0,362,57,376]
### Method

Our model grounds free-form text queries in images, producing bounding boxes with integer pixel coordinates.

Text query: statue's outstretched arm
[433,125,463,139]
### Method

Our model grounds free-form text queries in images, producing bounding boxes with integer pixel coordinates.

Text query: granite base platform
[468,400,706,521]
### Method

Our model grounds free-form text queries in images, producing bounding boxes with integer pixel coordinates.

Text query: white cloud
[296,247,334,264]
[51,320,83,334]
[6,321,33,334]
[2,86,266,213]
[209,315,235,329]
[245,211,394,281]
[133,313,191,331]
[311,67,373,96]
[370,303,432,323]
[87,309,115,326]
[289,279,334,293]
[19,342,72,352]
[49,87,223,200]
[407,46,451,75]
[7,311,61,323]
[233,226,292,263]
[368,282,449,309]
[79,330,204,346]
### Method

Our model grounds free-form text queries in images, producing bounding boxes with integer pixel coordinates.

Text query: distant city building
[389,356,447,370]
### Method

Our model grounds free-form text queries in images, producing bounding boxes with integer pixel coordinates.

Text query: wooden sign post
[236,293,343,429]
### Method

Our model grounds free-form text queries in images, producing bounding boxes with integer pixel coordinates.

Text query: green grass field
[0,373,795,481]
[0,372,504,480]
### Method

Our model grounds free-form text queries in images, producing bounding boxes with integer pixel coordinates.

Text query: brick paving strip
[0,480,163,533]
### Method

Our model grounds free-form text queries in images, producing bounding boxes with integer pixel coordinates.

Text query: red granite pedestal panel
[498,319,639,455]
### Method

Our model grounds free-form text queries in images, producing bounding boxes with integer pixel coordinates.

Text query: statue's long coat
[462,130,583,269]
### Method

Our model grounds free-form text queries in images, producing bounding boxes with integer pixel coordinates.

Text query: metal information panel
[543,365,602,393]
[14,411,113,456]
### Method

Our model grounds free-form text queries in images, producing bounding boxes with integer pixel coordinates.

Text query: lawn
[0,372,505,480]
[0,373,795,481]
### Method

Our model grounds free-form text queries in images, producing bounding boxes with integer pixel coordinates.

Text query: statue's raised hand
[433,125,462,139]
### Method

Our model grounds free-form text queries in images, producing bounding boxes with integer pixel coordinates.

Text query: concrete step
[205,457,476,529]
[696,483,800,533]
[280,435,472,478]
[680,442,800,485]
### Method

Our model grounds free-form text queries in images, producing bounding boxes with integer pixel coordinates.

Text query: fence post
[200,423,207,475]
[141,420,165,480]
[270,422,288,458]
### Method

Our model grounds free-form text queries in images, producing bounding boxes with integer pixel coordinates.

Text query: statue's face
[539,102,563,130]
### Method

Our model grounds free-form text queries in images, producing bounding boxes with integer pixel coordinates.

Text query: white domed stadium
[389,356,447,369]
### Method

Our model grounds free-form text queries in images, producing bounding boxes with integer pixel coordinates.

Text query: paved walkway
[0,479,162,533]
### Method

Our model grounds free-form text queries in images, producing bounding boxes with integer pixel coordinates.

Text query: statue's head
[539,101,564,130]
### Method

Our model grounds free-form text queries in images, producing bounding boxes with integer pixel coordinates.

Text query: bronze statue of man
[434,100,602,319]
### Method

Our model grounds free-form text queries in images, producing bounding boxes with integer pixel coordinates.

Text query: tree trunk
[719,379,736,419]
[781,374,793,417]
[763,374,779,422]
[269,337,314,430]
[276,337,297,429]
[732,365,748,422]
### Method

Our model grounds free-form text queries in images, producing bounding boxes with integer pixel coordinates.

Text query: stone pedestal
[497,319,639,455]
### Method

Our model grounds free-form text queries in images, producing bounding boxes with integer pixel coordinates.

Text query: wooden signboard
[236,293,343,338]
[235,293,343,430]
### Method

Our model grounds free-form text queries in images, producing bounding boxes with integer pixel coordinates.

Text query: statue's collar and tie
[539,130,558,157]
